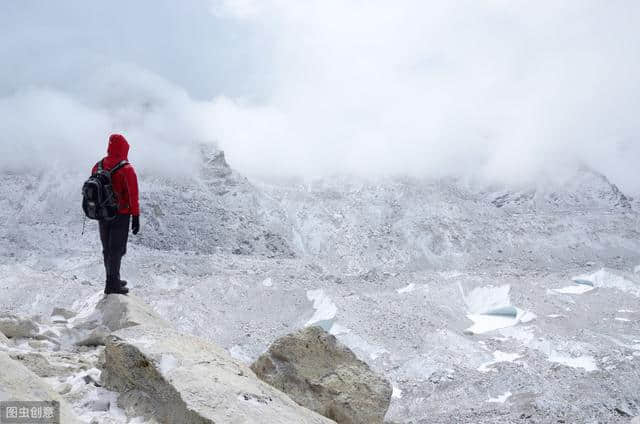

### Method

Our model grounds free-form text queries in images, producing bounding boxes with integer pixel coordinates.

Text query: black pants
[99,214,130,285]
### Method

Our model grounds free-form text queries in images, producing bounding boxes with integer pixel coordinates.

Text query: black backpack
[82,160,129,221]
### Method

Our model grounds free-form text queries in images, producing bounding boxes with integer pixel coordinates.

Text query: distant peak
[199,144,232,179]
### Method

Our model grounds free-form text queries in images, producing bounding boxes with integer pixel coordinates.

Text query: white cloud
[1,1,639,191]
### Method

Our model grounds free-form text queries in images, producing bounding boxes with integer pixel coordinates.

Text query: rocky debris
[103,324,335,424]
[251,326,392,424]
[74,327,111,347]
[0,314,40,338]
[0,351,82,423]
[70,293,169,346]
[51,307,77,324]
[8,352,71,378]
[52,307,77,319]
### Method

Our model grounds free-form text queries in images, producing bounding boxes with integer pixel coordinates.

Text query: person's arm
[124,166,140,234]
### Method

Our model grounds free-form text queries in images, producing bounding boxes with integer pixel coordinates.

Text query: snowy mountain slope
[255,170,639,274]
[2,147,637,273]
[1,148,640,423]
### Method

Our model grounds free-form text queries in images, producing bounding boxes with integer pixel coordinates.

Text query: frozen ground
[1,149,639,423]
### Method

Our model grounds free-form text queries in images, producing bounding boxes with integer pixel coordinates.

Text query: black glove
[131,215,140,235]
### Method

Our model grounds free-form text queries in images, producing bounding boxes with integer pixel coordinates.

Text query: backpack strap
[96,160,103,172]
[108,160,129,176]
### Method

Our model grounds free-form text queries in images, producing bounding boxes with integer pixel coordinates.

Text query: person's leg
[110,214,130,282]
[105,214,130,293]
[99,220,111,285]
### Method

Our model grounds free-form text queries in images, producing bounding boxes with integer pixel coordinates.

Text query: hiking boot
[118,280,128,288]
[104,280,129,295]
[104,285,129,295]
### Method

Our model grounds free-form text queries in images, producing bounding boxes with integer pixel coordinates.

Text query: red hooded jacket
[91,134,140,216]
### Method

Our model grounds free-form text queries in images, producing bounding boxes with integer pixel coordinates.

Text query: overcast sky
[1,0,638,191]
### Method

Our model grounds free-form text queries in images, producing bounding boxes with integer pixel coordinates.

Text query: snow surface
[461,285,536,334]
[487,391,512,403]
[550,285,595,295]
[159,354,178,375]
[547,352,598,372]
[396,283,416,294]
[478,351,522,373]
[392,384,403,399]
[573,268,640,296]
[305,289,337,330]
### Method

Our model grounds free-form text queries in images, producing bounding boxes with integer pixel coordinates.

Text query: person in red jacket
[91,134,140,295]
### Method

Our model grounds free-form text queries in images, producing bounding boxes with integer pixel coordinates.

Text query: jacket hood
[107,134,129,160]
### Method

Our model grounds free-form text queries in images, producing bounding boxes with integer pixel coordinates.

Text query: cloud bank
[0,1,638,190]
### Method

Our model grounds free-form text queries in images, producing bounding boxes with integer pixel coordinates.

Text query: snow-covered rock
[251,326,392,424]
[89,294,168,332]
[0,351,82,423]
[69,293,168,346]
[103,324,334,424]
[0,314,39,338]
[0,330,8,345]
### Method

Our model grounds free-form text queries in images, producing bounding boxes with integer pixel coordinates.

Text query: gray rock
[96,294,169,331]
[8,352,69,378]
[74,326,111,347]
[84,396,111,412]
[251,326,392,424]
[89,294,169,332]
[0,314,39,338]
[69,293,169,345]
[56,383,72,395]
[0,330,8,345]
[51,307,76,319]
[0,352,82,423]
[103,324,335,424]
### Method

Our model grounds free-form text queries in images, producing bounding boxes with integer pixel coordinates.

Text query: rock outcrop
[103,324,335,424]
[0,351,82,424]
[69,293,169,346]
[73,293,169,332]
[251,326,392,424]
[7,352,71,378]
[0,314,39,338]
[4,293,383,424]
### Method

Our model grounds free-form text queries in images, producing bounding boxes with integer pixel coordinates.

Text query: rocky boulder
[251,326,392,424]
[103,324,336,424]
[69,292,169,346]
[0,352,82,424]
[8,352,70,378]
[0,314,39,338]
[72,292,169,332]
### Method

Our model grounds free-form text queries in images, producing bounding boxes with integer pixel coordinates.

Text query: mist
[1,1,638,191]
